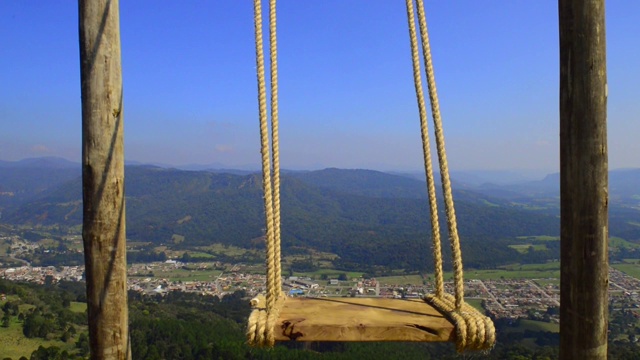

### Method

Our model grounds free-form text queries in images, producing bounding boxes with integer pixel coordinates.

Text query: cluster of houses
[3,258,640,323]
[1,265,84,283]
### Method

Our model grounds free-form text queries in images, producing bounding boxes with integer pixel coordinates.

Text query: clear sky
[1,1,638,172]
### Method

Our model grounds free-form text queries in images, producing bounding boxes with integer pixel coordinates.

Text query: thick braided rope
[252,0,277,318]
[406,0,495,351]
[413,0,465,311]
[425,293,496,351]
[268,0,283,294]
[404,0,444,299]
[247,292,286,346]
[248,0,284,346]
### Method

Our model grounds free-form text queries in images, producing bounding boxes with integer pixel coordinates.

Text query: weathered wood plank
[274,297,455,342]
[559,0,608,359]
[79,0,130,358]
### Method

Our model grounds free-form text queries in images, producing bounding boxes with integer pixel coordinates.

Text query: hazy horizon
[6,154,640,185]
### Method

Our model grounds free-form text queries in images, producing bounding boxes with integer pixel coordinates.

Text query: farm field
[69,301,87,314]
[612,259,640,280]
[508,244,548,253]
[466,298,484,312]
[515,235,559,242]
[377,275,423,285]
[0,308,74,360]
[460,263,560,281]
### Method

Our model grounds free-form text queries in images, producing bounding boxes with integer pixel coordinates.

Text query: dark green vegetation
[3,166,563,272]
[0,280,88,359]
[3,279,640,359]
[0,157,79,210]
[3,163,640,272]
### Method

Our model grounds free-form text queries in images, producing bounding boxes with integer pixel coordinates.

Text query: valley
[2,159,640,358]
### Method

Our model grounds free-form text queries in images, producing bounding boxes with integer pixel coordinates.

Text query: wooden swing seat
[273,297,455,342]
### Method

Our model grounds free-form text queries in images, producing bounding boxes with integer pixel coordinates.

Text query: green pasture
[508,244,548,253]
[612,260,640,280]
[188,251,216,259]
[501,262,560,271]
[69,301,87,314]
[0,241,9,256]
[377,275,424,285]
[197,243,252,257]
[465,298,484,312]
[534,278,560,287]
[610,237,640,250]
[463,268,559,281]
[461,263,559,281]
[171,234,185,244]
[0,313,74,359]
[515,235,559,242]
[293,269,364,280]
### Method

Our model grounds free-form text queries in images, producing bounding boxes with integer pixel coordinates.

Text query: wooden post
[559,1,608,359]
[79,0,130,358]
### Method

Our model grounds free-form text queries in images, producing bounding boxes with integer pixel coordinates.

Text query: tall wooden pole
[79,0,130,358]
[559,0,608,359]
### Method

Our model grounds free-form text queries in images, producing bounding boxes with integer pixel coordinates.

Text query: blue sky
[1,1,638,172]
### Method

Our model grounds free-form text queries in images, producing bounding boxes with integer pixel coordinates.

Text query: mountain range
[1,157,639,270]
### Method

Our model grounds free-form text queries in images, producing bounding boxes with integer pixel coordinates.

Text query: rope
[414,0,464,311]
[247,0,284,347]
[404,0,444,299]
[245,0,494,350]
[405,0,495,351]
[269,0,283,296]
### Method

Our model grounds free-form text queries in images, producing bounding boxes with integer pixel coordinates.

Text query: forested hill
[0,157,79,209]
[2,166,563,270]
[288,168,429,199]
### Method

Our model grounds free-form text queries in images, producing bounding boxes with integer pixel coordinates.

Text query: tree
[1,312,10,328]
[76,333,90,356]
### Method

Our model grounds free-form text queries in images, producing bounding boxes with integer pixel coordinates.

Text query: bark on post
[559,0,608,359]
[79,0,130,358]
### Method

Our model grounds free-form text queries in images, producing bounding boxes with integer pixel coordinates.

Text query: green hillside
[2,167,564,271]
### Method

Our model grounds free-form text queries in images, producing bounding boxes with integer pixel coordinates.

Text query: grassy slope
[0,316,72,360]
[612,259,640,280]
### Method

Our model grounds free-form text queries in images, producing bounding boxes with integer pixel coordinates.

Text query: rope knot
[424,293,496,352]
[247,292,286,347]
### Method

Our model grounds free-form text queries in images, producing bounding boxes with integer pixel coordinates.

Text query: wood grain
[274,297,455,342]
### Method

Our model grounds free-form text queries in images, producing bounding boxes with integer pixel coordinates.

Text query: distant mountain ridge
[2,165,566,270]
[2,157,639,270]
[0,156,79,169]
[0,158,80,210]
